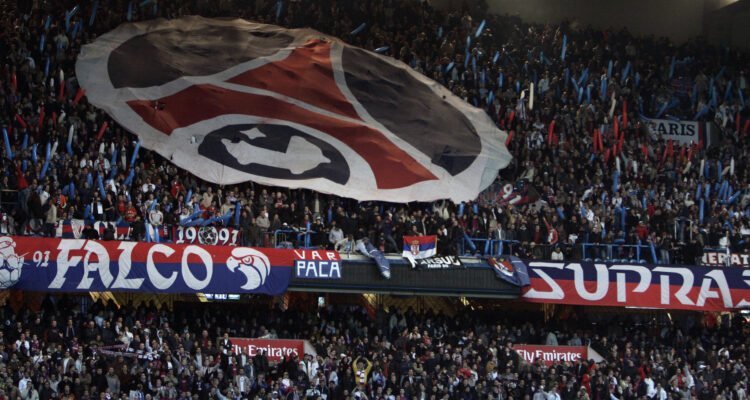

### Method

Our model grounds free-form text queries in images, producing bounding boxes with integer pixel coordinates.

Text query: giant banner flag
[76,17,511,202]
[522,260,750,311]
[0,236,341,294]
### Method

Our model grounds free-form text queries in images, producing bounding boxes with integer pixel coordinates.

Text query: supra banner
[522,260,750,311]
[514,345,588,366]
[0,236,343,294]
[229,338,305,362]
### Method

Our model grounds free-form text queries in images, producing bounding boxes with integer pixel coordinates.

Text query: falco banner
[0,236,339,294]
[76,17,511,202]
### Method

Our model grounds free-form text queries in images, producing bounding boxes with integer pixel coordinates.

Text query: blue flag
[621,61,631,83]
[475,20,486,38]
[130,141,141,166]
[65,5,79,32]
[724,81,733,101]
[669,56,675,79]
[2,128,12,160]
[350,23,366,36]
[275,0,283,20]
[89,1,98,26]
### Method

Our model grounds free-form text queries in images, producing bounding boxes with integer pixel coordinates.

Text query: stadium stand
[0,296,744,400]
[0,1,749,399]
[0,0,749,266]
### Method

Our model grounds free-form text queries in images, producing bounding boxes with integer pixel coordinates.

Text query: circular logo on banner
[198,227,219,246]
[76,17,510,202]
[0,237,23,289]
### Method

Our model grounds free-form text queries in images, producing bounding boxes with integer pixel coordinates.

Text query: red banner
[514,345,588,366]
[229,338,304,362]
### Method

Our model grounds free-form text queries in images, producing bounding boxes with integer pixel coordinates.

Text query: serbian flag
[403,235,437,259]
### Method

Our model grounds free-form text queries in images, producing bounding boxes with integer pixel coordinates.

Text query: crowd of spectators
[0,297,746,400]
[0,0,749,264]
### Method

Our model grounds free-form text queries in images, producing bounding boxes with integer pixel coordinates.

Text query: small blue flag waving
[403,235,437,259]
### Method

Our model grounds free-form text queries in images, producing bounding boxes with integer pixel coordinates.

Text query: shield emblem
[198,227,219,245]
[410,240,421,256]
[70,219,85,239]
[488,257,514,276]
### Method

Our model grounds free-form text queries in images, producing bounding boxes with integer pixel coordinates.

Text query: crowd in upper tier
[0,297,746,400]
[0,0,749,264]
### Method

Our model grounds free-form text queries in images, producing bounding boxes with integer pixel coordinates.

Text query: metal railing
[272,229,318,249]
[4,217,739,266]
[581,243,657,263]
[458,236,670,264]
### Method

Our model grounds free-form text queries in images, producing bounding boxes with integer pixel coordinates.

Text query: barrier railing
[581,243,657,263]
[3,218,736,265]
[459,236,669,264]
[458,237,563,260]
[272,229,318,249]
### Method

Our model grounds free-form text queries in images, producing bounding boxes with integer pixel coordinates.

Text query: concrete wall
[704,0,750,49]
[430,0,750,47]
[484,0,706,43]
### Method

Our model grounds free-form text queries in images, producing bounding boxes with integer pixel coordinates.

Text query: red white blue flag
[402,235,437,260]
